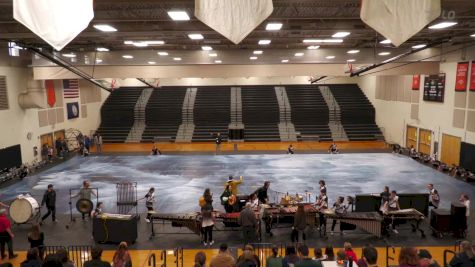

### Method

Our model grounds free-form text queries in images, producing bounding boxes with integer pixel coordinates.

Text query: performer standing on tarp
[144,187,155,223]
[40,184,57,224]
[72,180,97,220]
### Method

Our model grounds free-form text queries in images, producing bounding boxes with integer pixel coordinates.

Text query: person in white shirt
[427,184,440,209]
[459,194,470,230]
[249,193,259,209]
[384,190,400,234]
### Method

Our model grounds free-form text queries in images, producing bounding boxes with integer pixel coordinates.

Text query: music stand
[68,187,99,227]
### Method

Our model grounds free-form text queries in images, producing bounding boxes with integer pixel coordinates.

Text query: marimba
[323,210,383,238]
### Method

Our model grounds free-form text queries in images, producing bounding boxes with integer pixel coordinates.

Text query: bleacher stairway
[319,86,349,141]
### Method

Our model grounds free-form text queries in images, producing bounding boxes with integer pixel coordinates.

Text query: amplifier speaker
[430,209,451,232]
[450,202,467,231]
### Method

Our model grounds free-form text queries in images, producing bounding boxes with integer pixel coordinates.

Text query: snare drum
[9,195,39,224]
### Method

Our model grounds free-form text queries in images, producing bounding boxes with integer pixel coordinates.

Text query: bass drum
[9,195,39,224]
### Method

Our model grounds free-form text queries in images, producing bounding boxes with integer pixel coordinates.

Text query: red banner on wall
[45,80,56,107]
[470,61,475,91]
[412,75,420,90]
[455,62,469,91]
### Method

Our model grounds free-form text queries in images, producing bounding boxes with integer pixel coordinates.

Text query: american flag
[63,79,79,98]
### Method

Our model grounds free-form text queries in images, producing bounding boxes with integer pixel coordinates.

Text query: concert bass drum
[76,198,94,214]
[9,194,39,224]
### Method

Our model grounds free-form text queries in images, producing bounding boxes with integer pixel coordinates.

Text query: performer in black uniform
[220,185,234,213]
[254,181,270,204]
[41,184,57,224]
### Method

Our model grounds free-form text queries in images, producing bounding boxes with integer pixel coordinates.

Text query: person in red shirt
[0,209,17,260]
[344,242,358,262]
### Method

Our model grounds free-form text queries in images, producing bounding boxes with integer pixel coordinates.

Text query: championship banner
[455,62,469,91]
[470,61,475,91]
[45,80,56,107]
[412,75,420,90]
[66,102,80,119]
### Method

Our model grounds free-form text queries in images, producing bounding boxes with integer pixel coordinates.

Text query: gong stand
[68,187,99,224]
[116,182,138,215]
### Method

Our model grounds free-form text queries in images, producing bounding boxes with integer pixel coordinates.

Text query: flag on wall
[66,102,80,119]
[45,80,56,107]
[412,75,420,90]
[63,79,79,98]
[455,62,469,91]
[470,61,475,91]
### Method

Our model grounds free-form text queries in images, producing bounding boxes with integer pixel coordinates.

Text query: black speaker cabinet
[430,209,451,232]
[355,195,381,212]
[355,193,429,216]
[93,215,138,244]
[450,202,467,231]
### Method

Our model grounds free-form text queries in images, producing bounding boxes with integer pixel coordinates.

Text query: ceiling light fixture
[167,11,190,21]
[412,44,427,49]
[158,52,169,56]
[122,55,133,59]
[347,59,356,62]
[133,42,148,47]
[253,50,263,55]
[148,61,156,64]
[326,56,335,59]
[347,50,360,54]
[266,22,283,31]
[303,39,343,43]
[208,53,218,57]
[93,24,117,32]
[250,56,258,60]
[188,33,204,40]
[281,59,289,63]
[201,46,213,51]
[294,53,304,57]
[428,21,457,29]
[95,59,103,63]
[332,32,350,38]
[471,33,475,37]
[307,46,320,50]
[173,57,182,61]
[258,40,271,45]
[380,39,392,44]
[96,47,109,52]
[62,53,76,58]
[214,60,222,64]
[378,52,391,56]
[124,41,134,45]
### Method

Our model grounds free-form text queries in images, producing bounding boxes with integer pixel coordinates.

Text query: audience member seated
[449,240,475,267]
[55,248,74,267]
[356,246,378,267]
[417,249,439,267]
[20,248,42,267]
[282,246,300,267]
[335,250,349,266]
[323,246,335,261]
[296,244,320,267]
[210,243,235,267]
[266,246,283,267]
[84,247,111,267]
[27,224,44,259]
[236,244,260,267]
[313,248,325,261]
[344,242,358,262]
[194,251,206,267]
[112,242,131,267]
[398,247,421,267]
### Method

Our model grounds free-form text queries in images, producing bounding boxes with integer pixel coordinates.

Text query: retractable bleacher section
[97,87,144,143]
[328,84,383,141]
[192,86,231,142]
[141,87,187,142]
[285,85,332,141]
[241,86,280,141]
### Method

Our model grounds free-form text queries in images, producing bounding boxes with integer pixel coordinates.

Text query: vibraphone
[384,208,426,237]
[324,211,383,238]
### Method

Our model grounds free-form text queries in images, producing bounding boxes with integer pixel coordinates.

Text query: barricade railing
[68,245,93,267]
[39,245,67,259]
[385,243,396,267]
[443,249,456,267]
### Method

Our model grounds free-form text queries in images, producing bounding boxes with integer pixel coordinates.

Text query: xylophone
[323,210,383,238]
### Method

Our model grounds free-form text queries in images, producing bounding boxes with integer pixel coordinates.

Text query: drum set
[279,192,312,205]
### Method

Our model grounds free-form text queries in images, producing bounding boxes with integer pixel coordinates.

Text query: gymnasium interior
[0,0,475,266]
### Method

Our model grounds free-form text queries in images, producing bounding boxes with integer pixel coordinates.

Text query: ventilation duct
[18,80,47,109]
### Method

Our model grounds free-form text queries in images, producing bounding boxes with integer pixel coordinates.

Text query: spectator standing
[0,209,16,260]
[84,247,111,267]
[84,135,91,153]
[94,134,103,154]
[291,205,307,243]
[210,243,235,267]
[215,132,222,154]
[201,190,215,246]
[47,146,54,162]
[239,203,257,245]
[112,242,132,267]
[55,138,63,158]
[41,184,57,224]
[27,225,44,259]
